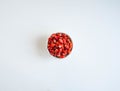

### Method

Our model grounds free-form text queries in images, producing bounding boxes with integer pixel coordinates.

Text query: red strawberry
[47,32,73,58]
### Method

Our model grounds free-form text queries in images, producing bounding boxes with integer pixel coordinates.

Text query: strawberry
[47,32,73,58]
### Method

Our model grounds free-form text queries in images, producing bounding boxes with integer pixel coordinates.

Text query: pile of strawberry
[47,32,73,58]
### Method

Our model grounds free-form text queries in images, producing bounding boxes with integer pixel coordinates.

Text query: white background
[0,0,120,91]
